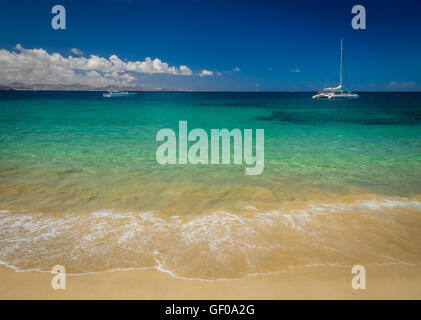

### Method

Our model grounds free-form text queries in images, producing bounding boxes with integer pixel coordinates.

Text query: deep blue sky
[1,0,420,91]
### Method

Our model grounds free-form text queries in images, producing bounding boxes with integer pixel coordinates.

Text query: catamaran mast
[340,38,343,88]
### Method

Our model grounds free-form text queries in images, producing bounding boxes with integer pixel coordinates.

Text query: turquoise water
[1,91,421,278]
[1,92,421,199]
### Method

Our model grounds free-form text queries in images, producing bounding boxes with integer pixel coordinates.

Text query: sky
[0,0,420,91]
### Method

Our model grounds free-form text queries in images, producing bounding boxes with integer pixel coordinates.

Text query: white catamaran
[312,39,359,100]
[103,89,136,98]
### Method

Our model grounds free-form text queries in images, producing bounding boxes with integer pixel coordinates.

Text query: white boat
[103,89,136,98]
[313,39,359,100]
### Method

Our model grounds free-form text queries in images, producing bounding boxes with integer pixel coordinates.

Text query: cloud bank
[387,81,416,88]
[0,44,208,87]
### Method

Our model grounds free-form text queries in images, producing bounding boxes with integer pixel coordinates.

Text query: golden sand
[1,264,421,299]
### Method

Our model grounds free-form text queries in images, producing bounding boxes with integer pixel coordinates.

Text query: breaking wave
[1,198,421,280]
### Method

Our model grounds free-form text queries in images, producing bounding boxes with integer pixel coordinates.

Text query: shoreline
[1,194,421,284]
[1,264,421,299]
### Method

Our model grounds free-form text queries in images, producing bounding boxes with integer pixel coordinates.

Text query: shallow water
[1,91,421,279]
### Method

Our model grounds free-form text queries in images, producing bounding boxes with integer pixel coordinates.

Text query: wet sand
[1,264,421,300]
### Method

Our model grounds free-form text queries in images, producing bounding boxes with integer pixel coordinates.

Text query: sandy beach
[1,264,421,300]
[2,92,421,299]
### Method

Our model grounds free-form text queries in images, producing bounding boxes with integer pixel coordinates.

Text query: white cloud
[200,69,213,77]
[0,44,195,87]
[179,65,193,75]
[70,48,84,56]
[290,68,301,73]
[233,67,240,72]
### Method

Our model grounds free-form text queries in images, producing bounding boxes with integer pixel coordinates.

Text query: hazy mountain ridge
[0,83,189,92]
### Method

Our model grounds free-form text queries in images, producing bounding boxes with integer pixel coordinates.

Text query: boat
[312,39,359,100]
[103,89,136,98]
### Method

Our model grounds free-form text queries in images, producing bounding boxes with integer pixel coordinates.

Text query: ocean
[1,91,421,280]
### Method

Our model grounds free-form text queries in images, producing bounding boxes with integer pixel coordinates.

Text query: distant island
[0,83,190,92]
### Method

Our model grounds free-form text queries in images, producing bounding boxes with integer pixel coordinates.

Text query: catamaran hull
[312,93,359,99]
[312,94,330,99]
[327,93,359,99]
[103,92,136,98]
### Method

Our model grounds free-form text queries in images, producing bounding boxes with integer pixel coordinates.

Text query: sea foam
[1,197,421,280]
